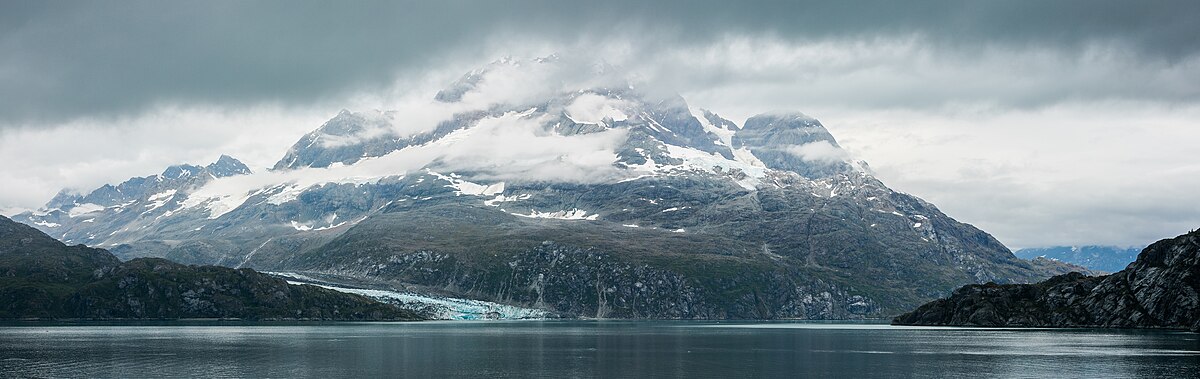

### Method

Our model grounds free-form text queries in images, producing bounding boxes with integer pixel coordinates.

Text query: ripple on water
[0,321,1196,378]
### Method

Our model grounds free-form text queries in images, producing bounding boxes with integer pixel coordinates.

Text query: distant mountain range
[895,229,1200,332]
[12,57,1088,319]
[0,215,419,320]
[1014,246,1141,273]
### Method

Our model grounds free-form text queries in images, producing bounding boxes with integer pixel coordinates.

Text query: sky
[1,0,1198,249]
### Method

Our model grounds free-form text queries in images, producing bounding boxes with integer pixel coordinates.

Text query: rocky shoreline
[894,229,1200,332]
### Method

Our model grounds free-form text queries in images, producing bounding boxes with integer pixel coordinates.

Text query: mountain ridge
[11,57,1088,319]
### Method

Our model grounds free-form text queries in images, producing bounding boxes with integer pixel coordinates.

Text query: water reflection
[0,321,1197,378]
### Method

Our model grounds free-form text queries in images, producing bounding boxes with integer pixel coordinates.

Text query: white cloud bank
[565,93,630,124]
[179,108,629,219]
[786,141,850,163]
[826,101,1200,248]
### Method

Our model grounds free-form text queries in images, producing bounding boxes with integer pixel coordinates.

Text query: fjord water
[1,321,1197,378]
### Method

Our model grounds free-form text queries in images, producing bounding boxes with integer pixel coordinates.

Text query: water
[1,321,1197,378]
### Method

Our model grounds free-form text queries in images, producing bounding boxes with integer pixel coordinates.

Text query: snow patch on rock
[67,203,104,218]
[484,193,532,207]
[512,209,599,221]
[428,171,504,196]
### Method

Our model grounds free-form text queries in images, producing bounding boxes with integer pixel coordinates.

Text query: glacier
[270,272,550,320]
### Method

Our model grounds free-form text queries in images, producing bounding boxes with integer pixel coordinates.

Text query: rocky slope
[893,229,1200,331]
[12,57,1086,319]
[0,215,420,320]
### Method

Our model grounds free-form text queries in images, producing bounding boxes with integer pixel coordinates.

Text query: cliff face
[894,229,1200,330]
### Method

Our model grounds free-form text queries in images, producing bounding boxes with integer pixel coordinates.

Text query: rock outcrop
[893,229,1200,330]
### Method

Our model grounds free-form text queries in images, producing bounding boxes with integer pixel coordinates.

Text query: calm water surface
[1,321,1197,378]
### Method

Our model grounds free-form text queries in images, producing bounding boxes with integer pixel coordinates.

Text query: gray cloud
[825,102,1200,248]
[2,0,1199,126]
[2,0,1199,249]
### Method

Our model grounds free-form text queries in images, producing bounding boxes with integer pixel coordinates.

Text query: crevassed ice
[661,144,768,191]
[271,272,548,320]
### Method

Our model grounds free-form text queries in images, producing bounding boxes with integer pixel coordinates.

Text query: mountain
[1014,246,1140,273]
[12,57,1085,319]
[16,154,258,251]
[893,228,1200,332]
[0,215,420,320]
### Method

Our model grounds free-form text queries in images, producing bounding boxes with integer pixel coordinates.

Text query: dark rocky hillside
[893,229,1200,332]
[286,178,1084,319]
[0,216,420,321]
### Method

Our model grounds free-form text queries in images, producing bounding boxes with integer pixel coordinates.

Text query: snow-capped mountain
[20,154,252,245]
[13,57,1082,319]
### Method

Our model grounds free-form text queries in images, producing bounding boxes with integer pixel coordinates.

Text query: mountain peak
[742,112,826,133]
[161,164,204,180]
[744,111,818,125]
[732,112,854,178]
[206,155,252,178]
[271,109,404,170]
[45,189,82,210]
[270,59,873,182]
[434,56,541,103]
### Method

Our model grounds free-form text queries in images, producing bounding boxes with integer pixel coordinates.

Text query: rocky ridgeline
[894,229,1200,332]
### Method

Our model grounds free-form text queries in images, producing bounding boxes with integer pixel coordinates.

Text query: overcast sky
[2,0,1198,249]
